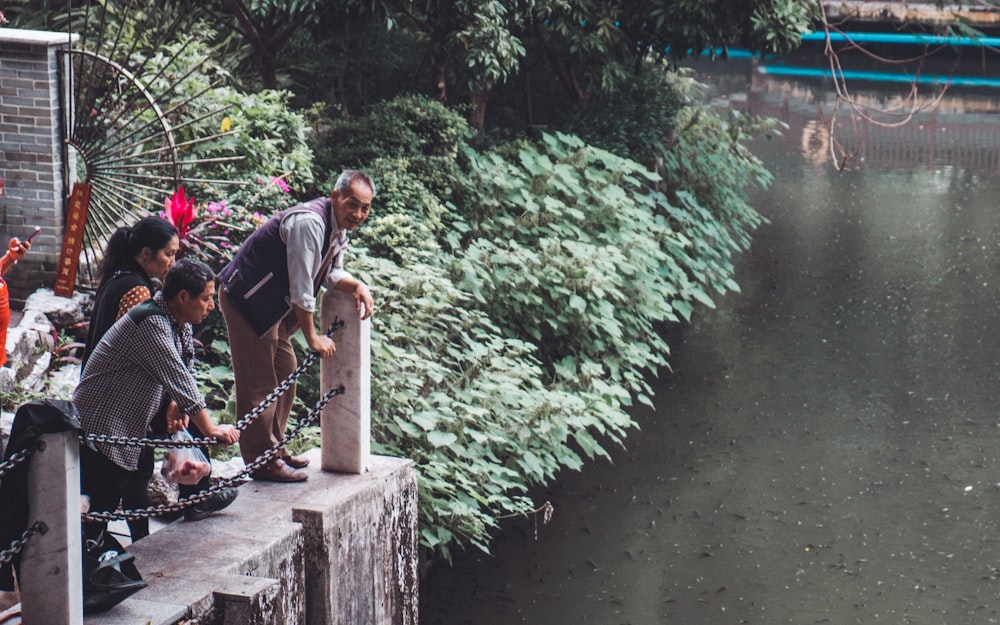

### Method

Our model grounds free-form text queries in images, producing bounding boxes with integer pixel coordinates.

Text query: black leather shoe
[184,487,239,521]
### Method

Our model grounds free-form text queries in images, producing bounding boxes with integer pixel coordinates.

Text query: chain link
[231,320,342,431]
[0,327,347,558]
[0,446,34,480]
[79,320,344,451]
[81,385,344,522]
[0,522,46,566]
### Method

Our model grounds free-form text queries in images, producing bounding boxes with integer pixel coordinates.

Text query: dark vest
[217,197,337,337]
[82,261,153,370]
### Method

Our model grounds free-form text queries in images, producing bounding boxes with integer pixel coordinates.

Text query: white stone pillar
[20,429,83,625]
[319,289,370,474]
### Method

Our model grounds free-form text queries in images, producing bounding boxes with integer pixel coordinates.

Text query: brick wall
[0,29,76,303]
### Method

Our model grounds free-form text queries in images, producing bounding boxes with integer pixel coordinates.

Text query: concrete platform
[12,450,421,625]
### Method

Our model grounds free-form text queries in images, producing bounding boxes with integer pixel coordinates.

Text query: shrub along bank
[300,73,777,561]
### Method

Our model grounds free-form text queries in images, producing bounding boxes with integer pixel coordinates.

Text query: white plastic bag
[160,429,211,485]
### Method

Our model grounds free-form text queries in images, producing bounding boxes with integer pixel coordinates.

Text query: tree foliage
[322,91,773,559]
[5,0,789,561]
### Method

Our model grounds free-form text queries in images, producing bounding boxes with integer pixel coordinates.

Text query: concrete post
[0,29,77,302]
[319,289,370,474]
[20,429,82,625]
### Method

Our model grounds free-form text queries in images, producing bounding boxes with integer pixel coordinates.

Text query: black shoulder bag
[82,531,147,614]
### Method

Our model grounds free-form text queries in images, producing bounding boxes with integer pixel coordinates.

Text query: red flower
[164,186,196,239]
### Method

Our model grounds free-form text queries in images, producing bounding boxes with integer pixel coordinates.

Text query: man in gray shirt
[76,259,240,540]
[217,170,375,482]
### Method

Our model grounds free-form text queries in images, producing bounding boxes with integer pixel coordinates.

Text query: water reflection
[737,57,1000,171]
[422,54,1000,625]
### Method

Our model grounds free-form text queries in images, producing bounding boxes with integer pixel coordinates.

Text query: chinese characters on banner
[54,182,91,297]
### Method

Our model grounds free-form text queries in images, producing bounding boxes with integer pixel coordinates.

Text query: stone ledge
[78,452,418,625]
[0,29,78,46]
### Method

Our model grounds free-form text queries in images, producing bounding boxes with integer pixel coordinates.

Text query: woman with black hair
[82,216,180,368]
[82,216,180,541]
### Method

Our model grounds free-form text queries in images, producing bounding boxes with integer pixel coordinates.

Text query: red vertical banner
[54,182,91,297]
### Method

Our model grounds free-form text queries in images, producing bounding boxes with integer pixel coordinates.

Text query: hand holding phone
[8,227,39,260]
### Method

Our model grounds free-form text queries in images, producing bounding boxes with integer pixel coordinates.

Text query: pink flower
[271,177,290,193]
[164,186,196,239]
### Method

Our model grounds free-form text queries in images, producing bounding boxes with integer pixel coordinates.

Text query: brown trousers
[219,289,298,465]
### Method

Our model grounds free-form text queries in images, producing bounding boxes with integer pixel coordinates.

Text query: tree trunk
[541,41,589,111]
[468,90,488,132]
[431,48,448,104]
[258,50,278,90]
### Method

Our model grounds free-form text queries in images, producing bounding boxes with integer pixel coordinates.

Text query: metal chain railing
[0,522,46,566]
[0,446,34,480]
[0,451,39,570]
[81,384,345,522]
[79,319,344,450]
[231,318,343,432]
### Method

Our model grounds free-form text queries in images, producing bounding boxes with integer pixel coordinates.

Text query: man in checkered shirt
[75,258,240,540]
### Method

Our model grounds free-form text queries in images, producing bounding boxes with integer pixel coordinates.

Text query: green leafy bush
[311,94,472,202]
[336,93,771,561]
[136,31,316,197]
[360,254,602,559]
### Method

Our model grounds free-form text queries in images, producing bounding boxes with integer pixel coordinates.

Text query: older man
[217,170,375,482]
[76,258,240,539]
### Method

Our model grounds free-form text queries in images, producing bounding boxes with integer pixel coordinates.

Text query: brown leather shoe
[283,454,310,469]
[251,459,308,483]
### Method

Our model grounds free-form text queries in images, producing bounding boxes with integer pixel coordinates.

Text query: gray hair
[334,170,376,198]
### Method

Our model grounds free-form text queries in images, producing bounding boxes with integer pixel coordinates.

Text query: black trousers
[120,406,168,541]
[80,443,134,543]
[82,413,213,543]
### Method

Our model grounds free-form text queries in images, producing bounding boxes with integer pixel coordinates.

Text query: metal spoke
[59,0,246,287]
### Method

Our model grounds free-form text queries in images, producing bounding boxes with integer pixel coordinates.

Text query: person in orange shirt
[0,235,32,368]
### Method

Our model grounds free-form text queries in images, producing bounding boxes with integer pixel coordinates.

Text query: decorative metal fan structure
[58,0,241,288]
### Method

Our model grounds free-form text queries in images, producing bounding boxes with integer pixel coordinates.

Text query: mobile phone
[24,226,41,243]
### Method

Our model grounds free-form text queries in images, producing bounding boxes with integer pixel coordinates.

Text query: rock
[3,286,88,395]
[21,351,51,392]
[1,410,12,455]
[0,368,14,394]
[44,364,80,400]
[148,464,180,507]
[212,456,249,483]
[4,308,52,379]
[23,288,91,328]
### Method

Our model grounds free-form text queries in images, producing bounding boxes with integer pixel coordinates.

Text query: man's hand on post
[294,304,336,358]
[355,283,374,320]
[308,333,337,358]
[212,423,240,445]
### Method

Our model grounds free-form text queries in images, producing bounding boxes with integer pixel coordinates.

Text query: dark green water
[422,53,1000,625]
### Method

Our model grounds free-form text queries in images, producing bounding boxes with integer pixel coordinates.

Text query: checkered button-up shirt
[74,293,205,470]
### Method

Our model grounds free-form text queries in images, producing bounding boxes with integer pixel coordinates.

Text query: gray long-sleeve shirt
[280,210,352,313]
